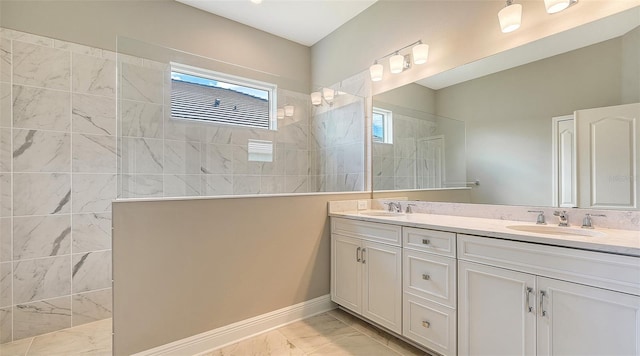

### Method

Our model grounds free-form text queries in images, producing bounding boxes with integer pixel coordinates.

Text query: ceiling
[176,0,378,46]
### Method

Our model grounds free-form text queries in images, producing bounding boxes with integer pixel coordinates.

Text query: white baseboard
[133,294,335,356]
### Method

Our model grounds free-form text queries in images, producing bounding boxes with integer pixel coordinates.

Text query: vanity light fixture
[283,105,295,117]
[322,87,335,102]
[498,0,522,33]
[277,108,285,120]
[368,40,428,82]
[310,91,322,106]
[250,0,263,4]
[311,88,338,107]
[544,0,577,14]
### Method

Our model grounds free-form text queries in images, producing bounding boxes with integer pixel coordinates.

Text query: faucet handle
[582,213,606,229]
[406,204,416,214]
[528,210,546,225]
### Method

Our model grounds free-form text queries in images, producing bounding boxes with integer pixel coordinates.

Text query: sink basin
[360,211,406,217]
[506,225,606,238]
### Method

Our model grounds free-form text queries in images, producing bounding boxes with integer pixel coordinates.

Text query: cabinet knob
[422,239,430,245]
[422,320,430,328]
[422,274,431,280]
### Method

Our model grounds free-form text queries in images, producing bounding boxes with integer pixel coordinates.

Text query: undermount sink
[506,224,606,238]
[360,211,406,217]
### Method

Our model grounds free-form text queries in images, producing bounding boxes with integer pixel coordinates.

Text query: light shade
[311,92,322,106]
[544,0,570,13]
[498,3,522,33]
[284,105,294,117]
[389,54,405,74]
[322,88,335,102]
[412,43,429,65]
[369,63,383,82]
[277,108,284,120]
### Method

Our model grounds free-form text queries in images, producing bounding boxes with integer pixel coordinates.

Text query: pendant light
[389,53,405,74]
[498,0,522,33]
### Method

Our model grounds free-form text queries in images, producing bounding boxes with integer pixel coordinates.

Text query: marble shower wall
[0,28,113,343]
[117,56,315,197]
[373,114,437,190]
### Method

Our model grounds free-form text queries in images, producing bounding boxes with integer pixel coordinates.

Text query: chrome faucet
[385,202,402,213]
[406,204,416,214]
[582,213,606,229]
[528,210,546,225]
[553,210,569,227]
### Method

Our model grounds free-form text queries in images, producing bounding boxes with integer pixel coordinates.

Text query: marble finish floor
[0,309,429,355]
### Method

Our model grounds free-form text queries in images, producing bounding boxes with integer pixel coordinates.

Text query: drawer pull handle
[526,287,534,313]
[361,248,366,264]
[422,321,430,328]
[422,274,431,280]
[356,247,361,262]
[422,239,430,245]
[540,291,547,317]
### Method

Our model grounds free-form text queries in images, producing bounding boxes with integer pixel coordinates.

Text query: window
[170,63,277,130]
[372,107,393,144]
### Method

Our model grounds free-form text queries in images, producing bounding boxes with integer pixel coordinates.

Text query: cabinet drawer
[403,227,456,257]
[403,293,456,356]
[458,234,640,296]
[332,217,401,246]
[404,249,456,308]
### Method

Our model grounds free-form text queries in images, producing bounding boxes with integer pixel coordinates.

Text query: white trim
[551,115,577,207]
[132,295,335,356]
[372,107,393,144]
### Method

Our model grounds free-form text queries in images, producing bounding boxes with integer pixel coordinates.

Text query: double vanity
[329,201,640,356]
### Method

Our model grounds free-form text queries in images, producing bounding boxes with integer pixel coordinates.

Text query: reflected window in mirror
[373,107,393,144]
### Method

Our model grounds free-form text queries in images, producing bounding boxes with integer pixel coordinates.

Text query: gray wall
[0,0,311,88]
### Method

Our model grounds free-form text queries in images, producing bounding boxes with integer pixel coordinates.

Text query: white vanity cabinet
[458,234,640,356]
[330,218,403,334]
[402,227,457,356]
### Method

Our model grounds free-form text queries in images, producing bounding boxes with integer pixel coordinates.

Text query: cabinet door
[361,240,402,334]
[331,234,361,314]
[537,277,640,356]
[458,260,536,356]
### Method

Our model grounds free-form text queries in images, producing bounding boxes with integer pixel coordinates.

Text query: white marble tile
[118,137,135,176]
[134,138,163,174]
[309,333,400,356]
[233,175,261,195]
[12,129,70,173]
[207,330,306,356]
[72,251,111,293]
[0,173,10,217]
[0,262,11,308]
[13,256,71,303]
[132,174,163,198]
[202,125,233,144]
[0,128,10,172]
[0,29,52,47]
[72,213,111,253]
[164,175,201,197]
[12,41,70,90]
[0,38,10,83]
[13,296,72,340]
[13,173,70,216]
[260,176,285,194]
[72,134,116,174]
[202,174,233,196]
[278,314,360,353]
[54,40,102,57]
[0,218,10,262]
[164,118,204,143]
[284,149,309,176]
[27,317,111,355]
[12,85,71,131]
[71,174,116,213]
[120,62,163,104]
[285,176,308,193]
[0,83,10,128]
[12,215,71,260]
[0,307,12,344]
[164,140,200,174]
[71,289,112,327]
[72,53,116,97]
[119,100,163,139]
[72,94,116,136]
[233,146,262,175]
[201,143,233,174]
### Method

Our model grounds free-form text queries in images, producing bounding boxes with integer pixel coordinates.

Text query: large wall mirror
[371,8,639,210]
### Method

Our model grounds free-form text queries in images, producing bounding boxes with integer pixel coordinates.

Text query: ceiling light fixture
[544,0,578,14]
[310,91,322,106]
[369,40,428,82]
[498,0,522,33]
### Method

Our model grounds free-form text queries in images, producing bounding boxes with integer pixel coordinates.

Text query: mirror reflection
[372,21,639,210]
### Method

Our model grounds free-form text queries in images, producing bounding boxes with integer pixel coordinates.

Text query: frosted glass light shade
[369,63,383,81]
[544,0,570,13]
[412,43,429,64]
[498,3,522,33]
[310,91,322,105]
[389,54,405,74]
[277,108,284,120]
[284,105,294,117]
[322,88,335,102]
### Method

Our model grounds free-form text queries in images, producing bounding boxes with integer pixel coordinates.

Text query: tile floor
[0,309,430,356]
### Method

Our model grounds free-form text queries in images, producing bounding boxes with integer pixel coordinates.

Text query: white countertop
[330,211,640,257]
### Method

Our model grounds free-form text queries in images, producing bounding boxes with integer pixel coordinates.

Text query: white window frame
[372,107,393,144]
[170,62,278,130]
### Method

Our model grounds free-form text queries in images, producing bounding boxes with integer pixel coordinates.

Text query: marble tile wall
[0,28,113,344]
